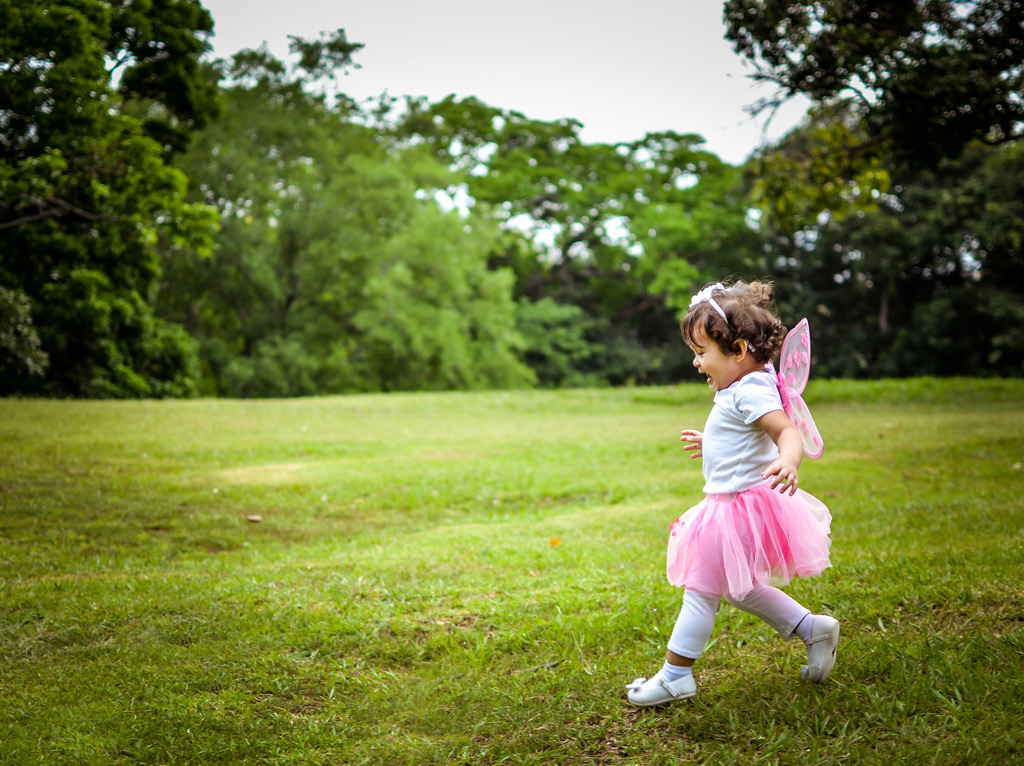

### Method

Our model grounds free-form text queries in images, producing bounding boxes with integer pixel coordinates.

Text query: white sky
[200,0,810,166]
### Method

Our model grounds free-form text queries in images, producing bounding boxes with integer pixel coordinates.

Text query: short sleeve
[734,372,783,425]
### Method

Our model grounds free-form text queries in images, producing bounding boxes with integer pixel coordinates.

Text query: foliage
[5,1,1022,396]
[762,140,1024,377]
[514,297,601,388]
[287,27,365,83]
[744,103,892,232]
[0,0,218,397]
[723,0,1024,380]
[109,0,221,153]
[725,0,1024,169]
[0,285,48,378]
[2,381,1023,762]
[395,97,764,385]
[726,1,1024,233]
[165,42,533,396]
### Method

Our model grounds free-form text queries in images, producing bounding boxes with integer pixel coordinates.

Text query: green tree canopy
[394,96,763,385]
[722,0,1024,380]
[163,40,532,396]
[725,0,1024,169]
[759,139,1024,378]
[0,0,219,397]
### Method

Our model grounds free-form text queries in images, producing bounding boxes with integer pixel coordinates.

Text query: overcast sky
[200,0,810,165]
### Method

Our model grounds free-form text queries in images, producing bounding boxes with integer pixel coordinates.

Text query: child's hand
[680,429,703,459]
[762,459,799,495]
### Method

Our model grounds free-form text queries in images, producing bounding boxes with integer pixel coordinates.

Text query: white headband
[689,283,729,323]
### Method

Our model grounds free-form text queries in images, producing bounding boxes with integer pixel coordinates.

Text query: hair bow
[689,283,728,322]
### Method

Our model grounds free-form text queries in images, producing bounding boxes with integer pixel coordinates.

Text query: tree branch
[0,196,119,230]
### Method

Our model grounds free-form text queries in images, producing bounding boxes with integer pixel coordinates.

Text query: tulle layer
[666,483,832,600]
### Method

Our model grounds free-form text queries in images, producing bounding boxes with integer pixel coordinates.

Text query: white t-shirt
[701,370,784,494]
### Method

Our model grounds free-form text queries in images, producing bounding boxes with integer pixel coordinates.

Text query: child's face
[689,331,745,393]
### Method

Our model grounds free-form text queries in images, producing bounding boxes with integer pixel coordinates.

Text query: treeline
[2,2,1022,398]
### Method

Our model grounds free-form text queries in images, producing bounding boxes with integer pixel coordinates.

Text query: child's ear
[732,339,749,359]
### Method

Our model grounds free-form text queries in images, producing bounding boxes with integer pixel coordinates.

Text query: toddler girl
[627,280,838,707]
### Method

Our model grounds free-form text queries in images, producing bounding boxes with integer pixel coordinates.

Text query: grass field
[2,379,1023,765]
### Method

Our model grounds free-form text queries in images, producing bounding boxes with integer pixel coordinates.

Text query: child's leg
[725,585,809,639]
[627,589,718,706]
[666,588,720,663]
[727,585,840,682]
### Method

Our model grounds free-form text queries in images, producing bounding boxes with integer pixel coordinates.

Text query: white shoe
[626,669,697,707]
[801,615,840,682]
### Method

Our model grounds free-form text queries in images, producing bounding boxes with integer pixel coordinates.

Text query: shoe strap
[804,617,838,646]
[659,676,689,696]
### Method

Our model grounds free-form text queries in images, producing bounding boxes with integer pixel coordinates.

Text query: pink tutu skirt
[667,482,832,600]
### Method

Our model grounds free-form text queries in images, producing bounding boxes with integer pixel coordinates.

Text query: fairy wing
[773,318,824,459]
[779,318,812,395]
[786,391,824,459]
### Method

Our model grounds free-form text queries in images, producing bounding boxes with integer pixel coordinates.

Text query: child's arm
[680,429,703,459]
[756,410,803,495]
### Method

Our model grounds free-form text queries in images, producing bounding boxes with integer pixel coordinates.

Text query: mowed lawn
[1,379,1022,765]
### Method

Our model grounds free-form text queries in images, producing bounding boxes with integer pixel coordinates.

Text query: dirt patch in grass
[217,461,326,485]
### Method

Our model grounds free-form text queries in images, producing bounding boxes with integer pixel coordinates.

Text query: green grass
[2,379,1023,765]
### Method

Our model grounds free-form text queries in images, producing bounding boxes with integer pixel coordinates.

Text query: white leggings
[667,587,811,660]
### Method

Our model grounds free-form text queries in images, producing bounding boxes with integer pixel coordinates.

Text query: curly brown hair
[680,280,788,364]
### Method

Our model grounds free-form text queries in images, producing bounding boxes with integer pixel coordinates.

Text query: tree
[741,103,892,232]
[757,139,1024,378]
[0,285,48,379]
[0,0,219,397]
[163,40,533,395]
[109,0,221,154]
[724,0,1024,169]
[395,96,763,385]
[723,1,1024,380]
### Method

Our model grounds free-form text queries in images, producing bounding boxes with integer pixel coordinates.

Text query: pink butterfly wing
[779,318,811,395]
[776,318,823,458]
[786,392,824,459]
